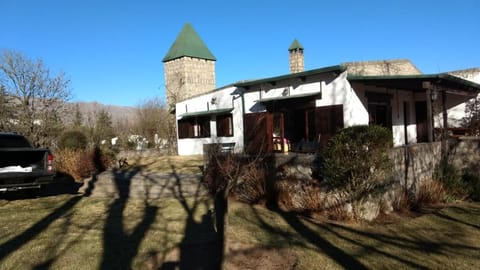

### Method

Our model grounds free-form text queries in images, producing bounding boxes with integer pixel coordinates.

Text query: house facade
[165,25,480,156]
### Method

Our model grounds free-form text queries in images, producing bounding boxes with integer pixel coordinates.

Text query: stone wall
[390,138,480,192]
[164,56,215,105]
[343,59,422,76]
[289,50,304,73]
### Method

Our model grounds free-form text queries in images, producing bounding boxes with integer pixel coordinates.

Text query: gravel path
[78,169,210,199]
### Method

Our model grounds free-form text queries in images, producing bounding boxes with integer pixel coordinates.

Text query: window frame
[178,116,211,139]
[216,113,234,137]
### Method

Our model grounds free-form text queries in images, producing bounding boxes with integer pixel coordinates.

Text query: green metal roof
[348,73,480,93]
[163,23,216,62]
[288,39,304,51]
[235,65,345,88]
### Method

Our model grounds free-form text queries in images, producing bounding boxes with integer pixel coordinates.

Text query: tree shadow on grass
[159,162,223,270]
[276,210,369,270]
[255,204,480,269]
[99,167,158,270]
[0,195,83,262]
[0,151,109,267]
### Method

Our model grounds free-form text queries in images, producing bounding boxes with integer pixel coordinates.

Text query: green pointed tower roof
[288,38,304,51]
[163,23,216,62]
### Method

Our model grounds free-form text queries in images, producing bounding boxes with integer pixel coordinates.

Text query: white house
[175,63,480,155]
[164,25,480,156]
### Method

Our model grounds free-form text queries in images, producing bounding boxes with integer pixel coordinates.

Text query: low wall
[390,137,480,192]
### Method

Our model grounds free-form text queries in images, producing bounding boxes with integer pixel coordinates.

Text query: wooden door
[315,105,344,150]
[415,101,428,143]
[244,112,273,154]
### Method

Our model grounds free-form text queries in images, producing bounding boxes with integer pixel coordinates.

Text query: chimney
[288,38,304,73]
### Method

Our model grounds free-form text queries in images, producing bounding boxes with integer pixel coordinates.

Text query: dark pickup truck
[0,132,55,192]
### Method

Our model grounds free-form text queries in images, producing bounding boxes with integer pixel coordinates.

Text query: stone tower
[163,23,216,108]
[288,39,304,73]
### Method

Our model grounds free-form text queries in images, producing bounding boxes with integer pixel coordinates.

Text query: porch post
[423,82,434,142]
[441,89,448,159]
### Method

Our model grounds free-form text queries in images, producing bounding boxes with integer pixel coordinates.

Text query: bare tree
[135,97,169,148]
[0,50,71,146]
[463,95,480,136]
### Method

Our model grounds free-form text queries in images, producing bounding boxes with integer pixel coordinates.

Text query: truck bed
[0,148,55,191]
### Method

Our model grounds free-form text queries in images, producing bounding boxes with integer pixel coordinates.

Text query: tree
[135,97,169,148]
[73,103,84,128]
[463,95,480,136]
[0,85,14,131]
[0,50,71,146]
[91,109,115,145]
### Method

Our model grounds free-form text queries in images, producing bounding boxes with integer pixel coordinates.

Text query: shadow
[276,210,368,269]
[432,207,480,230]
[159,162,223,270]
[0,195,82,261]
[99,167,158,270]
[0,172,83,201]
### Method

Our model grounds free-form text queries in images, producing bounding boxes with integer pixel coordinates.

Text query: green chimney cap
[288,38,304,51]
[163,23,216,62]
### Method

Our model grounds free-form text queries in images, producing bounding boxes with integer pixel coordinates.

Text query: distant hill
[67,101,138,126]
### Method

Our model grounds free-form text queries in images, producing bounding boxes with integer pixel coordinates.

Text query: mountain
[68,101,138,126]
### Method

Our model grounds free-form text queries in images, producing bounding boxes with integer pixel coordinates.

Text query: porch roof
[179,108,233,119]
[235,65,346,88]
[259,90,321,103]
[348,73,480,94]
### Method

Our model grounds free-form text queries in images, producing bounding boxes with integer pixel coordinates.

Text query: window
[366,92,392,129]
[216,114,233,137]
[178,116,211,138]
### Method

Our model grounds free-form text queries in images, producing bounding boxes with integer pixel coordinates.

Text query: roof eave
[235,65,346,88]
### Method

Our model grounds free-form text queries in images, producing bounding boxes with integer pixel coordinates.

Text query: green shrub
[320,125,393,198]
[58,130,88,150]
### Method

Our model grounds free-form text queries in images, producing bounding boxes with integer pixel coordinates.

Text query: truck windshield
[0,135,32,148]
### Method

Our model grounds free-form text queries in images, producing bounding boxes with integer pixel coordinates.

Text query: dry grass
[227,201,480,269]
[0,194,211,270]
[415,180,446,207]
[1,185,479,269]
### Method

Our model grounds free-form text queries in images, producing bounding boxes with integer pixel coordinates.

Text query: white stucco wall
[349,81,419,147]
[176,86,244,155]
[317,71,369,127]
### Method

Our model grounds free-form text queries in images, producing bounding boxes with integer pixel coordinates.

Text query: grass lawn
[1,192,479,269]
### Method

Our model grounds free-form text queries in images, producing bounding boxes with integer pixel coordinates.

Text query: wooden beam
[441,89,448,159]
[425,87,434,142]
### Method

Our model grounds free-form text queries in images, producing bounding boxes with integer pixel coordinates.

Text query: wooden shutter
[244,112,273,154]
[315,105,344,149]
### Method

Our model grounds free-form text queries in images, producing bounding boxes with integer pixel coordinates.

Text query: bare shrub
[54,149,95,181]
[392,190,411,213]
[413,180,446,209]
[203,153,268,204]
[275,178,325,214]
[233,161,266,204]
[54,147,113,181]
[326,201,352,221]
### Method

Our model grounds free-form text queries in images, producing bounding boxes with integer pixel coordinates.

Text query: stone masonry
[164,56,215,105]
[289,49,304,73]
[343,59,422,76]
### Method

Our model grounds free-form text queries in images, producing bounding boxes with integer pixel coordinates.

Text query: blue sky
[1,0,479,107]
